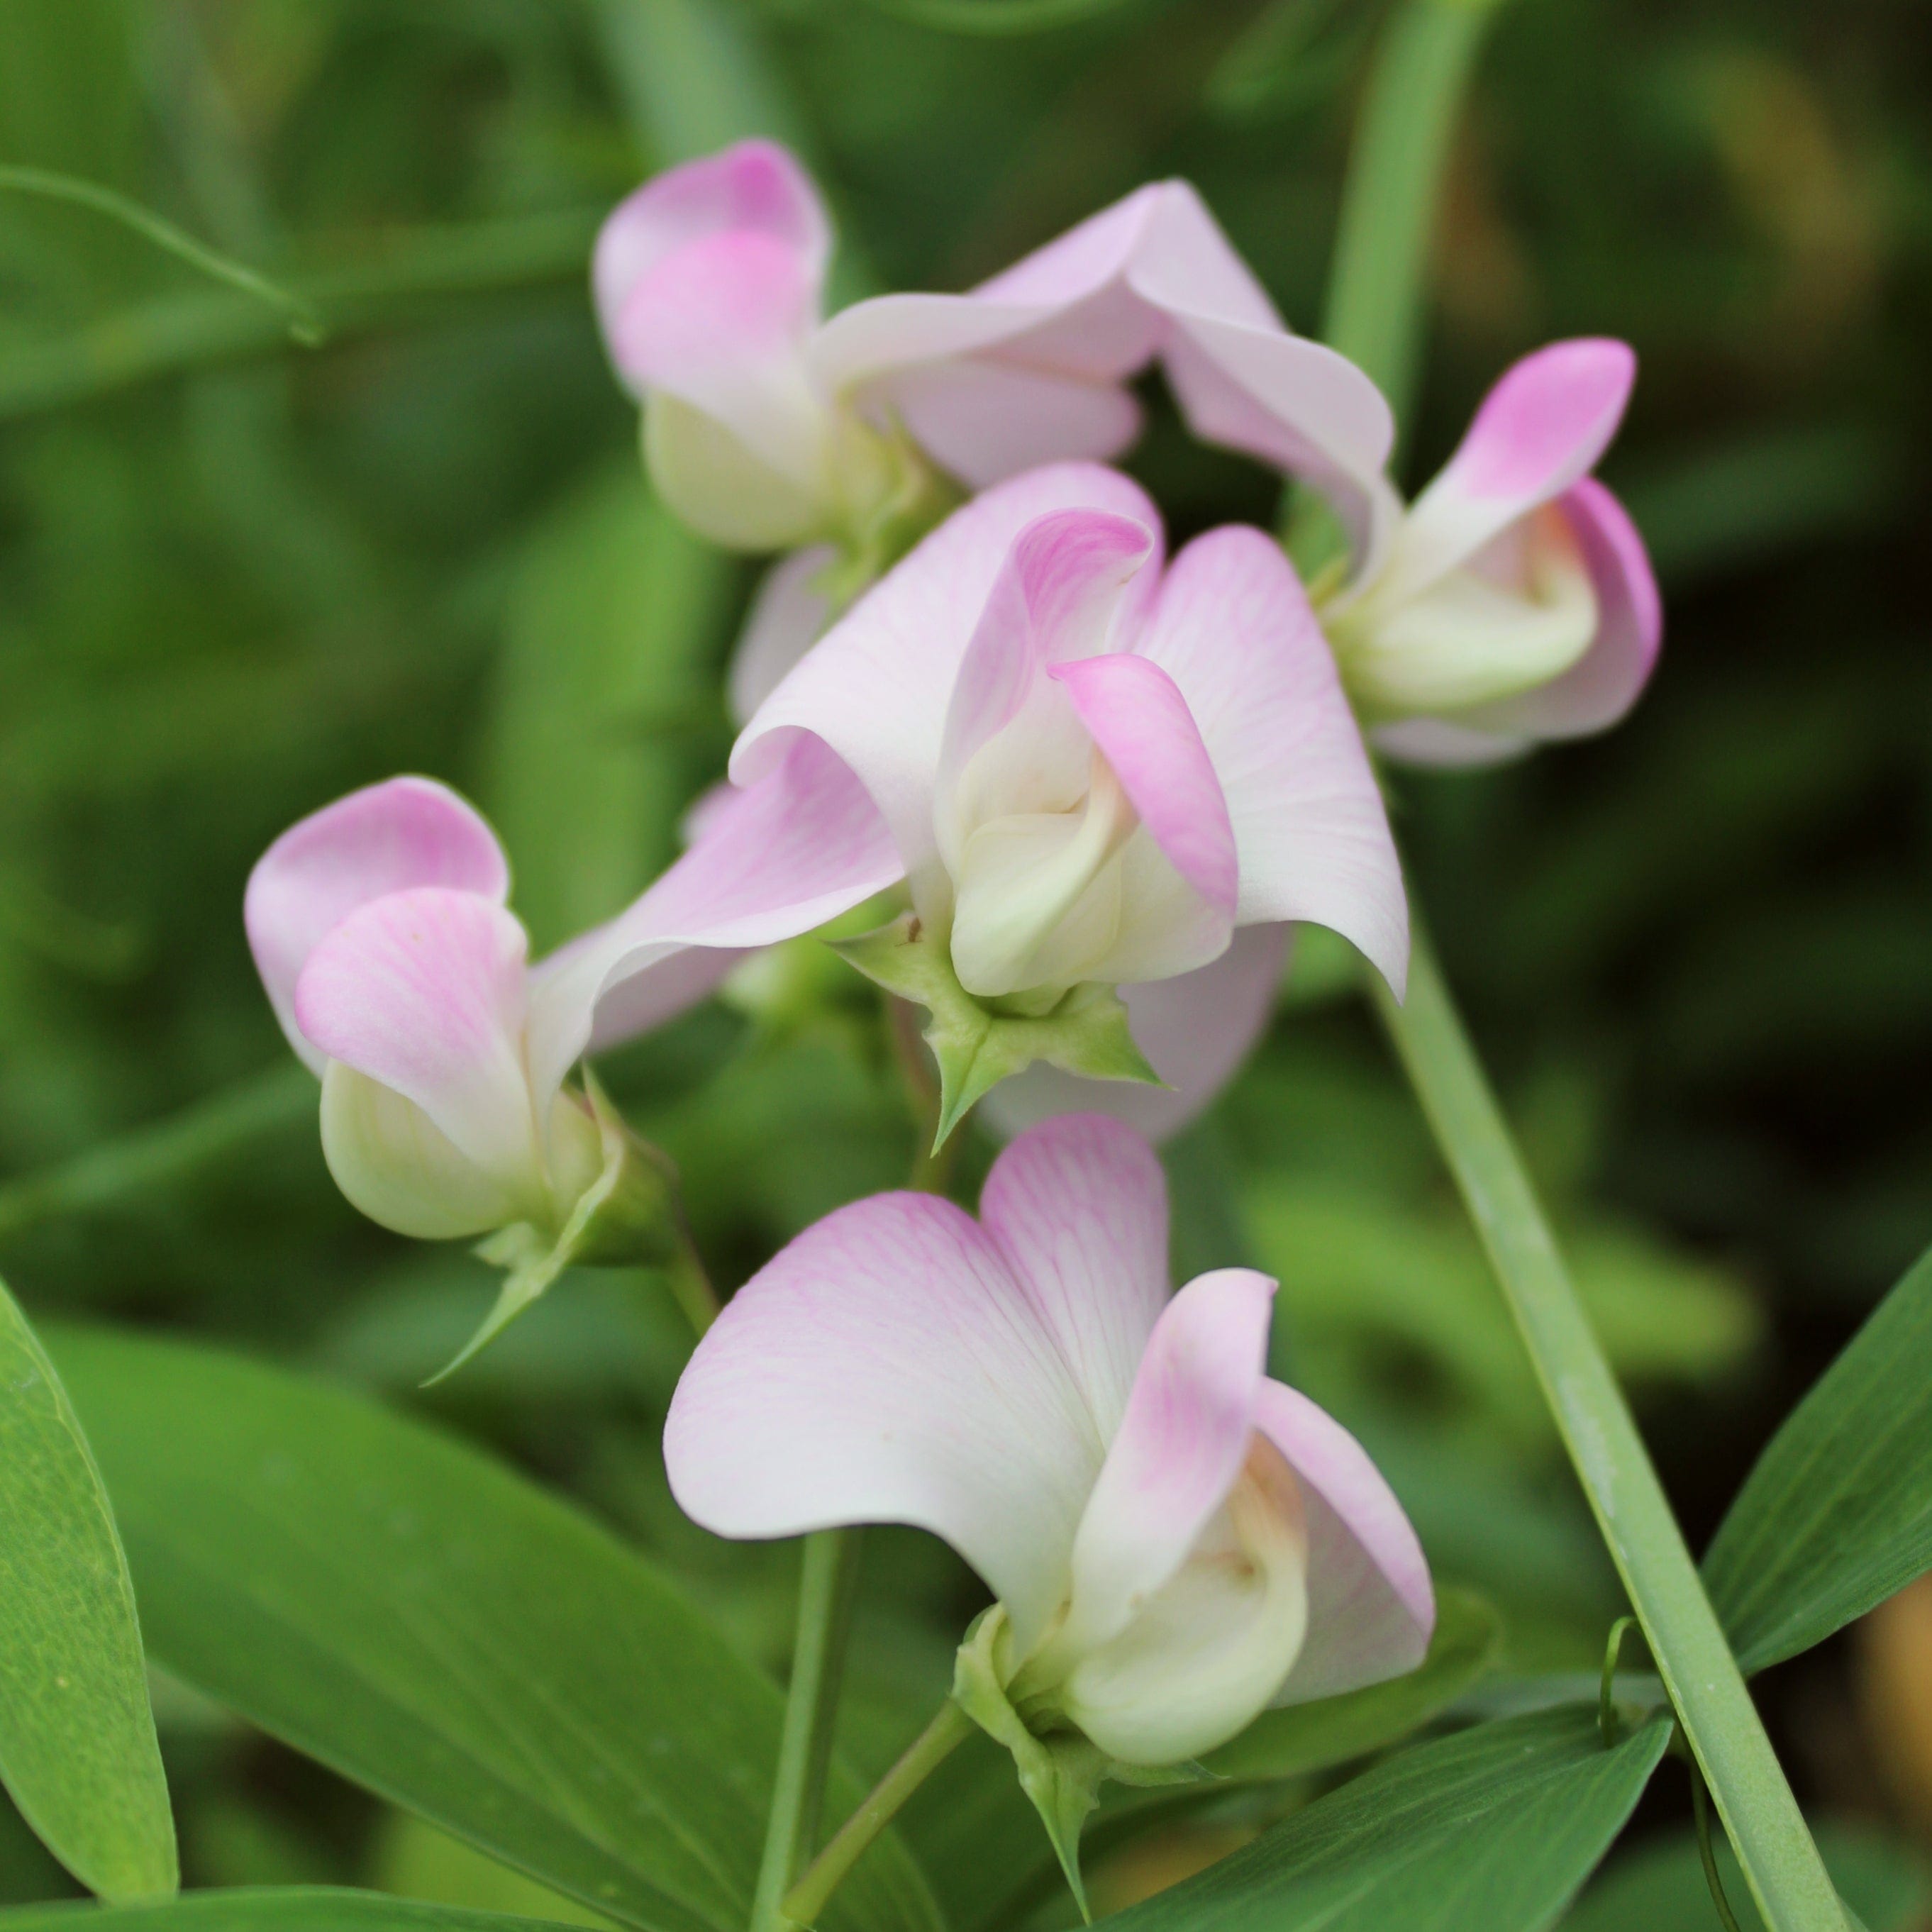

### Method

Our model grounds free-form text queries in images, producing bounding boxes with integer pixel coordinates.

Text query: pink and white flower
[244,751,898,1238]
[594,140,1394,718]
[731,460,1407,1137]
[666,1113,1434,1766]
[1321,338,1662,765]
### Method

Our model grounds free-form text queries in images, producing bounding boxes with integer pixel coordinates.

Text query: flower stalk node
[428,1074,692,1385]
[831,913,1161,1149]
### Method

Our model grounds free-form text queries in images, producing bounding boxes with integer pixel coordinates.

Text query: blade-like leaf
[0,1889,579,1930]
[1097,1706,1670,1931]
[46,1329,938,1932]
[0,1282,175,1902]
[1704,1244,1932,1672]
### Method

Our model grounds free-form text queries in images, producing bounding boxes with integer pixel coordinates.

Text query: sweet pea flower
[1318,338,1662,765]
[729,460,1407,1138]
[593,140,1393,720]
[666,1114,1433,1884]
[244,748,898,1252]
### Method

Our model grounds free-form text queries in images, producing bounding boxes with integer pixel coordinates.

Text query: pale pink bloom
[729,460,1406,1136]
[667,1114,1433,1765]
[244,753,897,1238]
[594,140,1393,718]
[1321,339,1662,764]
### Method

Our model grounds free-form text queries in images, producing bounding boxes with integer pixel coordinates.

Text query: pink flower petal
[979,1112,1172,1438]
[1451,338,1636,503]
[1136,526,1406,994]
[1051,652,1238,921]
[1374,479,1663,765]
[525,734,903,1109]
[594,140,829,387]
[664,1189,1101,1654]
[1380,339,1636,605]
[245,778,510,1074]
[729,543,838,725]
[1056,1267,1277,1662]
[1254,1379,1434,1703]
[811,183,1392,545]
[880,361,1143,490]
[979,921,1288,1143]
[731,463,1162,875]
[936,509,1157,839]
[611,231,824,484]
[292,887,536,1187]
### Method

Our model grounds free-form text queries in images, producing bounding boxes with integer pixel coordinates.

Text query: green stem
[1372,931,1844,1929]
[663,1209,721,1337]
[750,1528,866,1932]
[0,163,324,343]
[1691,1758,1748,1932]
[782,1699,973,1929]
[0,207,599,423]
[1598,1614,1639,1748]
[0,1063,313,1243]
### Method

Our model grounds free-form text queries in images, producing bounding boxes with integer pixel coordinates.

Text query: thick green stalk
[749,1528,865,1931]
[782,1699,973,1928]
[1372,936,1843,1928]
[1311,0,1841,1918]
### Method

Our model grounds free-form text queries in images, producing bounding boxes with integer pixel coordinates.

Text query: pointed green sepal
[831,914,1163,1150]
[950,1606,1209,1923]
[424,1073,682,1386]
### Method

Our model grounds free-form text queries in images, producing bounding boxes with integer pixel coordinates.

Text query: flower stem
[782,1699,973,1929]
[662,1199,721,1336]
[1372,929,1844,1929]
[749,1527,866,1932]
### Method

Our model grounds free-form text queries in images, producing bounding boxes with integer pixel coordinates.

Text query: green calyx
[818,421,963,613]
[950,1607,1208,1923]
[426,1072,683,1387]
[829,912,1163,1150]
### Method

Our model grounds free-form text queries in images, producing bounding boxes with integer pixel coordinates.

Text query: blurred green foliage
[0,0,1926,1911]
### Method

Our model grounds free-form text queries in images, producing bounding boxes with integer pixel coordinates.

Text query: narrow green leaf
[46,1330,938,1932]
[486,468,730,953]
[1704,1244,1932,1674]
[0,1891,579,1931]
[0,1283,176,1902]
[1201,1587,1500,1782]
[1099,1706,1670,1931]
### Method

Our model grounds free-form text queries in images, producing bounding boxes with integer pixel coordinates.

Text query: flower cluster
[243,138,1660,1876]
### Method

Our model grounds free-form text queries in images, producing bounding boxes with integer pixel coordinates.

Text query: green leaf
[487,467,729,954]
[1704,1243,1932,1673]
[0,1282,175,1903]
[45,1329,939,1932]
[833,914,1160,1145]
[1201,1587,1501,1782]
[0,1891,583,1930]
[1098,1706,1671,1931]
